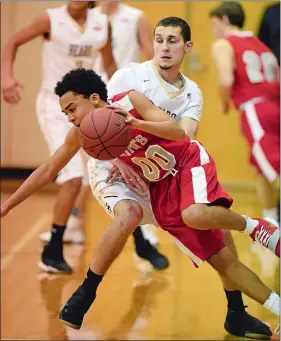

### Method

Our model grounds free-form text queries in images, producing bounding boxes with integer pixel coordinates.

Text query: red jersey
[112,91,191,182]
[225,31,279,109]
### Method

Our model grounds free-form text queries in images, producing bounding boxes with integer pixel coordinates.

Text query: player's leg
[58,198,144,329]
[169,225,275,339]
[87,158,168,270]
[207,246,278,339]
[36,91,84,273]
[150,177,274,339]
[178,144,279,257]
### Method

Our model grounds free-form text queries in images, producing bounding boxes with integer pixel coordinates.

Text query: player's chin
[159,61,173,70]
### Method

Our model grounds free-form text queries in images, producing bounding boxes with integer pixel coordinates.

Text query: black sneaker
[135,242,169,270]
[224,307,272,340]
[59,286,96,329]
[39,245,72,274]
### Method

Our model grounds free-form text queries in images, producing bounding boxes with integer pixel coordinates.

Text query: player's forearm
[2,40,18,78]
[220,85,232,107]
[4,165,57,212]
[133,120,185,141]
[105,61,117,80]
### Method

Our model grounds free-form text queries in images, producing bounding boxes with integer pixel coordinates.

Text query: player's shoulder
[212,38,232,50]
[182,75,202,96]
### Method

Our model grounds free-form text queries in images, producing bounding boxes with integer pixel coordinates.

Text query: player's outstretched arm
[2,12,50,104]
[1,128,81,218]
[109,91,185,141]
[212,39,234,114]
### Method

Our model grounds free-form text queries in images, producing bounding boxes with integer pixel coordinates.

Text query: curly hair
[54,68,108,102]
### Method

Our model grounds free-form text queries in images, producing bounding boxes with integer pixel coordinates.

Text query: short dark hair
[54,68,108,102]
[209,1,245,28]
[154,17,191,42]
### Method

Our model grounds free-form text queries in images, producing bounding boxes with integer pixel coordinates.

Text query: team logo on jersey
[68,44,93,57]
[187,93,191,99]
[93,26,102,31]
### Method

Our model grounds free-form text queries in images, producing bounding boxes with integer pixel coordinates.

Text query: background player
[1,0,117,273]
[209,2,280,226]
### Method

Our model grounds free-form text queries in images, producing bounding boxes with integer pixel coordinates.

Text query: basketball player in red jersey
[209,2,280,224]
[1,68,279,337]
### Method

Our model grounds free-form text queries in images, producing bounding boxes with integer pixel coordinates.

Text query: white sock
[242,215,259,234]
[263,292,280,316]
[263,208,278,222]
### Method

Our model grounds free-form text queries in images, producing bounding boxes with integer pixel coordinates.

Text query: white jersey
[93,4,143,82]
[89,60,203,181]
[41,5,108,92]
[108,60,203,122]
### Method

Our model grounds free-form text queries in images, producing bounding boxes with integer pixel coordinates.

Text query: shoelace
[274,324,280,335]
[255,226,272,247]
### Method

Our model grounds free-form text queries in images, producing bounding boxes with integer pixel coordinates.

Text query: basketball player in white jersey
[86,17,272,338]
[1,1,116,273]
[92,1,162,249]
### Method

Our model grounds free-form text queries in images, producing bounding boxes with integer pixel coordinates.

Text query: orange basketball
[79,108,131,160]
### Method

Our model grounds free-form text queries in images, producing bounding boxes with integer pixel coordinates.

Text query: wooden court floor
[1,180,280,340]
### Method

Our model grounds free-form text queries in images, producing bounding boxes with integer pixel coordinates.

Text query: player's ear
[89,93,100,106]
[184,41,193,52]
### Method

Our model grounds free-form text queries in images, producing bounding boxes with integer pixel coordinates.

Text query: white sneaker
[39,216,85,244]
[140,224,159,246]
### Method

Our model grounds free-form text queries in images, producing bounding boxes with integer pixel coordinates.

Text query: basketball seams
[100,120,131,146]
[91,110,115,159]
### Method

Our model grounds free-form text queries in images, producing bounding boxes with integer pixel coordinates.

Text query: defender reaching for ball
[1,68,279,338]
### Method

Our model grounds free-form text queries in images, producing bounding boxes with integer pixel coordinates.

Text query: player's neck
[154,62,182,88]
[67,8,88,22]
[224,26,242,36]
[99,3,120,15]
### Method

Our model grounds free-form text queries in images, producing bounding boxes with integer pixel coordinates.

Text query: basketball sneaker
[133,227,169,271]
[249,218,280,257]
[40,216,85,244]
[39,245,72,274]
[224,306,272,339]
[59,286,95,329]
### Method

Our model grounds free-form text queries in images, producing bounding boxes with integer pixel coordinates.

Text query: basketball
[79,107,131,160]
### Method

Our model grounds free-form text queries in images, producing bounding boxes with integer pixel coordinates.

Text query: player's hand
[107,159,148,193]
[2,75,24,104]
[107,103,138,127]
[1,203,10,218]
[221,102,230,115]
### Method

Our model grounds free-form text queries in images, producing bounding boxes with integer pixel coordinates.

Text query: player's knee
[62,177,82,196]
[207,246,240,276]
[115,200,143,233]
[181,204,209,230]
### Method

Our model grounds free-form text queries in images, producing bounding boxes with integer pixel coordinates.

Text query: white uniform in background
[88,60,203,242]
[36,5,108,184]
[93,3,144,83]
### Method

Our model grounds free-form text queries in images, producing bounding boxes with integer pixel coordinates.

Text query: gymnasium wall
[0,1,270,186]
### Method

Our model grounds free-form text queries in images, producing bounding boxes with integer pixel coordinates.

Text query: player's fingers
[106,166,118,183]
[128,172,147,192]
[123,175,135,191]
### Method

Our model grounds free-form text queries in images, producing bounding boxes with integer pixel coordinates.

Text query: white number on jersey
[132,145,176,181]
[243,50,278,84]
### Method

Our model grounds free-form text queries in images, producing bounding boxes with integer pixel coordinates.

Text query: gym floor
[1,180,279,340]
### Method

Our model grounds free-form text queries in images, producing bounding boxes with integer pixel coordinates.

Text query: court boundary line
[1,213,51,271]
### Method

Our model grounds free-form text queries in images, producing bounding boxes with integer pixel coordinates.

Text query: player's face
[154,26,192,70]
[210,16,227,38]
[68,1,90,12]
[59,91,98,127]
